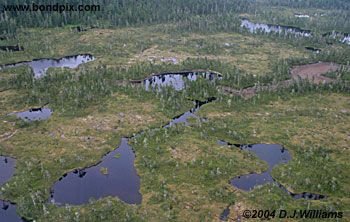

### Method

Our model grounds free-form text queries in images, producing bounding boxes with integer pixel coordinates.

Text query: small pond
[51,138,141,205]
[0,156,16,186]
[218,142,326,200]
[144,71,221,91]
[1,54,95,78]
[241,19,312,37]
[15,107,52,122]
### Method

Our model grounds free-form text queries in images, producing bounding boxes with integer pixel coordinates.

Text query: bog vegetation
[0,0,349,221]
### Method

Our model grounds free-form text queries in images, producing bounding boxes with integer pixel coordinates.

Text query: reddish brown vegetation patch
[221,62,343,99]
[290,62,340,83]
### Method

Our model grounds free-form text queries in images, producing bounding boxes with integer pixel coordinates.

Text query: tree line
[0,0,253,36]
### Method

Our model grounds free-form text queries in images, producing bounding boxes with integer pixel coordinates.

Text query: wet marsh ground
[198,93,349,211]
[0,24,310,76]
[0,13,349,222]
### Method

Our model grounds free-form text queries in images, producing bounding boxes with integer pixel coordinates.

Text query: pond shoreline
[50,95,216,206]
[218,141,326,200]
[0,53,94,67]
[129,69,223,84]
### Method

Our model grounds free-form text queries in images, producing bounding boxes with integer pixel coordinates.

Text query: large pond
[144,71,222,91]
[0,200,25,222]
[52,74,216,207]
[51,138,142,205]
[0,54,95,78]
[0,156,24,222]
[241,19,312,37]
[52,96,216,205]
[218,141,326,200]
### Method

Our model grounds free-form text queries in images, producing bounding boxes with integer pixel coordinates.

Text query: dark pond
[51,96,216,206]
[0,156,23,222]
[218,142,326,200]
[0,200,24,222]
[51,138,142,205]
[144,71,221,91]
[241,19,312,37]
[15,107,52,122]
[0,45,23,52]
[0,54,95,78]
[38,68,220,208]
[230,144,290,191]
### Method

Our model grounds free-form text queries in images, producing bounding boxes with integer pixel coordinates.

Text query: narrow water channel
[51,97,216,205]
[51,73,217,206]
[164,97,216,128]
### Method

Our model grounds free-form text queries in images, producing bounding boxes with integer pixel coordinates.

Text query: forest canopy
[0,0,349,36]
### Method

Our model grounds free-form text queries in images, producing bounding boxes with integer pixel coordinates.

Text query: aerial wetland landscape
[0,0,350,221]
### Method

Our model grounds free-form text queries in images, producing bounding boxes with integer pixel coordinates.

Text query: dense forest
[0,0,251,35]
[1,0,350,37]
